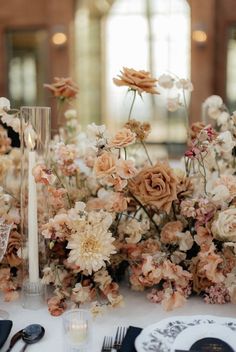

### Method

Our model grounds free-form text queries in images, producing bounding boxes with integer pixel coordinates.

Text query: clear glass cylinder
[20,106,50,309]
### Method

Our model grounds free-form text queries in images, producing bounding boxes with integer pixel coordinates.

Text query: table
[2,287,236,352]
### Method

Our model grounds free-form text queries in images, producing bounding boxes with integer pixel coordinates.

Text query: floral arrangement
[1,68,236,317]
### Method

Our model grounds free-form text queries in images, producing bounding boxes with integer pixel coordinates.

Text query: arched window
[103,0,190,145]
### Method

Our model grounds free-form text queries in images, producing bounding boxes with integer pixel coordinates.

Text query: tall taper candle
[28,147,39,283]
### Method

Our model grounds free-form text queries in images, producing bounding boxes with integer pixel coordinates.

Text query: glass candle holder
[20,106,51,309]
[63,309,91,351]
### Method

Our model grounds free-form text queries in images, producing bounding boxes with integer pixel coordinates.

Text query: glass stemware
[0,219,12,319]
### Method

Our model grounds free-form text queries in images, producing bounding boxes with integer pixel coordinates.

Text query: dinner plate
[135,315,236,352]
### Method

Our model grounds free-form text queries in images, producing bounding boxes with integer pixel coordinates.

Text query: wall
[0,0,75,130]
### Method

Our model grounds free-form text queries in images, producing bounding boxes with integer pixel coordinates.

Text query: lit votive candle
[67,322,88,345]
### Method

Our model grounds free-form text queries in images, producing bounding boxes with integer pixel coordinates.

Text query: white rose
[0,97,10,115]
[86,123,107,141]
[167,95,181,112]
[158,74,174,89]
[204,95,223,109]
[210,184,231,204]
[216,131,235,154]
[64,109,77,119]
[217,111,229,126]
[212,208,236,242]
[176,78,193,92]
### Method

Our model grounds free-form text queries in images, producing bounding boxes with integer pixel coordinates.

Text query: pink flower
[162,291,186,311]
[184,147,201,159]
[116,159,137,179]
[33,164,56,185]
[48,296,66,316]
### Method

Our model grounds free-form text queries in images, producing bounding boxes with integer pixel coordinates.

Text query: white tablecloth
[2,287,236,352]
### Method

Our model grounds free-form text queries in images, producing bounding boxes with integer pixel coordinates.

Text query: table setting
[1,68,236,351]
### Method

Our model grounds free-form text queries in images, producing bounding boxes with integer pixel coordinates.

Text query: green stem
[128,90,136,121]
[130,192,159,232]
[182,89,189,135]
[198,154,207,195]
[141,140,153,166]
[52,166,72,207]
[57,98,65,127]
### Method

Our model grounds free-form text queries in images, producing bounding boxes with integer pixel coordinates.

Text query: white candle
[67,323,88,345]
[28,148,39,283]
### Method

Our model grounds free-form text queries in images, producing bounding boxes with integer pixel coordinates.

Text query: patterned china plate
[134,315,236,352]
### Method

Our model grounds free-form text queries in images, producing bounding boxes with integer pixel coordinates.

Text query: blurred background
[0,0,235,157]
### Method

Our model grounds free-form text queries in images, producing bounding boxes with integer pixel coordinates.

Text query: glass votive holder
[22,279,46,310]
[62,309,91,352]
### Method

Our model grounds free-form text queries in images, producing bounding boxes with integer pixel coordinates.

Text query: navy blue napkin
[120,326,142,352]
[0,320,13,348]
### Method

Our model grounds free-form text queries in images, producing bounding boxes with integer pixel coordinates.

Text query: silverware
[113,326,127,351]
[5,329,23,352]
[101,336,113,352]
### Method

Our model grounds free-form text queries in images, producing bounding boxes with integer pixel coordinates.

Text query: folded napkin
[120,326,142,352]
[0,320,13,348]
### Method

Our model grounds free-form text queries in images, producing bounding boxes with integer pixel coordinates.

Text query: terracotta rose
[44,77,78,99]
[129,163,178,213]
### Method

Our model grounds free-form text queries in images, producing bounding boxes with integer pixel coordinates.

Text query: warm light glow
[52,32,67,46]
[28,133,34,149]
[192,30,207,43]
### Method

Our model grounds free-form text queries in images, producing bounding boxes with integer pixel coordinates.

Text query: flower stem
[52,166,72,207]
[182,89,190,135]
[198,154,208,195]
[130,192,159,232]
[141,140,153,166]
[128,90,136,121]
[124,147,127,160]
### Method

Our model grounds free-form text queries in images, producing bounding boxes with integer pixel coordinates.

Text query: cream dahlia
[67,226,116,274]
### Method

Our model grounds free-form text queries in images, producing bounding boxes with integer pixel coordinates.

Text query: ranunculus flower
[160,221,183,244]
[176,78,193,92]
[158,74,174,89]
[93,151,116,178]
[129,162,178,213]
[44,77,78,99]
[33,164,56,185]
[109,128,136,148]
[212,208,236,242]
[116,159,137,179]
[113,67,159,95]
[167,95,181,112]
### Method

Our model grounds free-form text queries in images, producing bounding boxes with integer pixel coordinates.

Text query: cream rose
[109,128,136,148]
[212,208,236,242]
[93,151,116,178]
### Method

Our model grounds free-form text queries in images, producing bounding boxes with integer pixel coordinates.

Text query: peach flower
[124,119,151,141]
[33,164,56,185]
[129,162,177,213]
[113,67,159,95]
[6,231,21,267]
[44,77,78,99]
[48,296,66,316]
[109,128,136,148]
[162,291,186,311]
[4,291,19,302]
[160,221,183,244]
[116,159,137,179]
[93,151,116,178]
[104,175,127,191]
